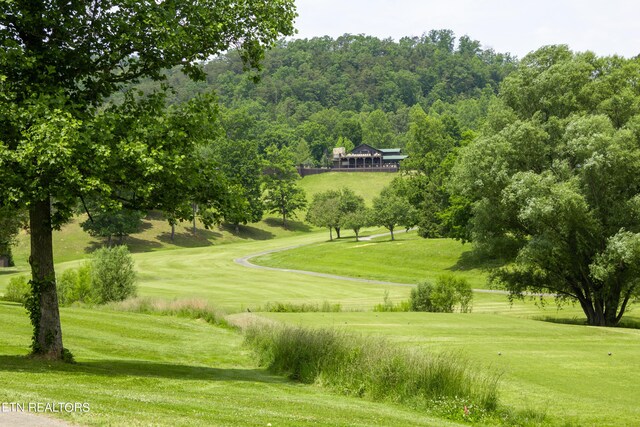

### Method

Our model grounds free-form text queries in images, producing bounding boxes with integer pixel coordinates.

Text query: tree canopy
[451,46,640,326]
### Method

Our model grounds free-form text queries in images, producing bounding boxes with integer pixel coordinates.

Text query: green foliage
[0,207,26,267]
[370,185,417,240]
[245,324,499,415]
[80,204,145,246]
[452,46,640,325]
[2,275,30,304]
[410,276,473,313]
[108,297,227,327]
[261,301,342,313]
[262,145,307,227]
[373,290,411,312]
[90,246,137,304]
[306,187,366,239]
[0,0,296,357]
[57,264,93,306]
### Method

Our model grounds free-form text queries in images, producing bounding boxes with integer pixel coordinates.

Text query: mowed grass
[10,212,312,269]
[258,311,640,426]
[253,232,495,289]
[0,302,462,427]
[299,172,396,205]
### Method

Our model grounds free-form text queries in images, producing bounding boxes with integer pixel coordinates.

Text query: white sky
[293,0,640,59]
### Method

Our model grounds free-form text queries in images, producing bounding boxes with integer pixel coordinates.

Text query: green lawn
[252,232,495,289]
[0,302,461,427]
[256,311,640,427]
[10,213,312,269]
[3,212,639,426]
[299,171,396,206]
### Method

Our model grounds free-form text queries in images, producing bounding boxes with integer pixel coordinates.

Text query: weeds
[259,301,342,313]
[244,323,499,416]
[107,297,228,327]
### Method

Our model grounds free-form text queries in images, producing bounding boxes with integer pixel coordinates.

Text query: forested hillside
[124,30,517,164]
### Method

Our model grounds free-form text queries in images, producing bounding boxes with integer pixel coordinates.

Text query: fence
[297,166,398,177]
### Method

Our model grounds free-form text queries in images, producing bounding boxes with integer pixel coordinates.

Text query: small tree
[262,145,307,228]
[306,190,341,240]
[342,209,370,241]
[370,186,415,240]
[90,246,137,304]
[80,203,145,246]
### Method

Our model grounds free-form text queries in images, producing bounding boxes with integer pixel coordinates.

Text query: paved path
[233,229,513,295]
[0,412,73,427]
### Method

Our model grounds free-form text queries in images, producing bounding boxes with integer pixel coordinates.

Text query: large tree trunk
[28,197,64,359]
[171,223,175,242]
[335,227,341,239]
[390,226,395,241]
[329,227,333,241]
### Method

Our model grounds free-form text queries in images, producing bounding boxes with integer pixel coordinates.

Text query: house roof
[379,148,402,153]
[382,155,408,161]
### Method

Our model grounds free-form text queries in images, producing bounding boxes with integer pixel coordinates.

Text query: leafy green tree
[370,186,415,241]
[79,202,145,247]
[262,145,307,228]
[342,208,370,241]
[362,110,395,148]
[451,46,640,326]
[0,0,296,359]
[336,188,366,238]
[306,190,341,240]
[207,137,264,231]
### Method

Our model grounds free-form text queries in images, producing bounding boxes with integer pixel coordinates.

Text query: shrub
[91,246,137,304]
[410,281,435,312]
[411,275,473,313]
[57,264,94,306]
[3,275,30,304]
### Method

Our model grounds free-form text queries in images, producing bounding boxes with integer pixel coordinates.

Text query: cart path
[0,411,74,427]
[233,229,512,295]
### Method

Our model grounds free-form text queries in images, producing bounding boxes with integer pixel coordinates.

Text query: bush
[3,275,30,304]
[91,246,137,304]
[57,264,93,306]
[410,275,473,313]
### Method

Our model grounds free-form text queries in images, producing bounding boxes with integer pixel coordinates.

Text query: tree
[79,203,145,247]
[342,208,370,241]
[370,186,415,241]
[306,188,366,239]
[451,46,640,326]
[262,145,307,228]
[207,137,264,232]
[306,190,341,240]
[0,1,296,359]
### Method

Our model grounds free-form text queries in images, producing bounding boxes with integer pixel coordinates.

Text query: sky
[293,0,640,59]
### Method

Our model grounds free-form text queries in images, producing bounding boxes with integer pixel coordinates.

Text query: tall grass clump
[260,301,342,313]
[107,297,227,327]
[245,324,499,417]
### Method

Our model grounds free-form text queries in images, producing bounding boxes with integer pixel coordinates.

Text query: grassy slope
[0,302,460,427]
[258,311,640,427]
[252,231,495,289]
[299,171,396,206]
[8,171,392,270]
[10,213,313,270]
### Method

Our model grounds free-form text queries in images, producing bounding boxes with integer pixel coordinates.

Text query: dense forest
[123,30,517,165]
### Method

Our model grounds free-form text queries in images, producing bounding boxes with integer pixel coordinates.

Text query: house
[332,144,407,170]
